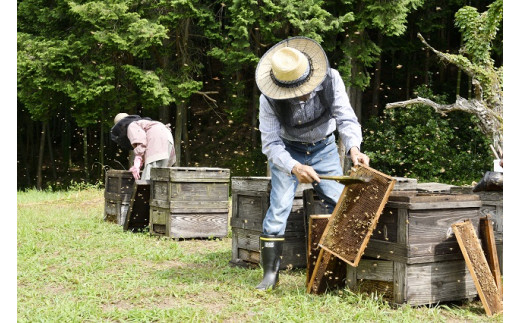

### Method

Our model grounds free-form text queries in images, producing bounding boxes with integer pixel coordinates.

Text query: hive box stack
[104,170,135,225]
[347,191,482,305]
[149,167,230,239]
[230,177,312,269]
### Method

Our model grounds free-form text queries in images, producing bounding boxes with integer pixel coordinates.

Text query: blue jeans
[263,134,344,235]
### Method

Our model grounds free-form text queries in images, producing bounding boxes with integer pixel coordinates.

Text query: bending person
[111,113,176,180]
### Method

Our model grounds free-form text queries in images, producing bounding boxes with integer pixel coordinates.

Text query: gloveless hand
[349,147,370,166]
[292,163,320,184]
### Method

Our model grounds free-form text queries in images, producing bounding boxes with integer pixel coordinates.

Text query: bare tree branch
[385,96,502,139]
[195,91,218,103]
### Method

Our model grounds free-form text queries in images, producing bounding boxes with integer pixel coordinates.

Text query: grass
[17,188,503,322]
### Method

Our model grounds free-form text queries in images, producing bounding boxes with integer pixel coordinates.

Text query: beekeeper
[111,113,175,180]
[255,36,370,290]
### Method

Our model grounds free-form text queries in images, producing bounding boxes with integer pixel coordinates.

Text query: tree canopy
[17,0,503,190]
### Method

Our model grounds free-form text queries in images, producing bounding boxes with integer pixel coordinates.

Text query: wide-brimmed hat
[114,113,129,125]
[255,36,329,100]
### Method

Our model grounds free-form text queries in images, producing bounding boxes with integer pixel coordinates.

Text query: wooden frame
[452,220,503,316]
[318,164,396,266]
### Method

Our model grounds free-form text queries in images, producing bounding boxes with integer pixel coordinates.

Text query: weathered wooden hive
[347,191,483,305]
[149,167,230,239]
[104,169,135,225]
[230,177,318,269]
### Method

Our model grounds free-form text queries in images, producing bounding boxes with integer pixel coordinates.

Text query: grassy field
[17,187,503,322]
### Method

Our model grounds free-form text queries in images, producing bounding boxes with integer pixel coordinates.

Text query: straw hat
[255,36,329,100]
[114,113,129,125]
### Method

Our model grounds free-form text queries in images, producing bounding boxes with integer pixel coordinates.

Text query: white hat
[255,36,329,100]
[114,113,129,125]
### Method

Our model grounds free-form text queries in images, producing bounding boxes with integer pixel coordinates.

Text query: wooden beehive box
[365,192,483,263]
[149,167,230,239]
[346,191,482,305]
[346,257,477,305]
[104,169,135,225]
[229,177,311,269]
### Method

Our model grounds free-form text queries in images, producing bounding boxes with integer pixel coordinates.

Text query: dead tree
[386,31,503,155]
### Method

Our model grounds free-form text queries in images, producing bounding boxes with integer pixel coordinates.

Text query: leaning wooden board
[306,248,347,295]
[452,220,503,316]
[306,214,347,294]
[318,164,396,266]
[479,216,502,299]
[306,214,332,286]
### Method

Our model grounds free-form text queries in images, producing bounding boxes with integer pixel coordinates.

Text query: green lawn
[17,188,503,322]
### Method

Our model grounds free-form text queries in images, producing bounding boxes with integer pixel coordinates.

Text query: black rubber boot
[255,235,284,291]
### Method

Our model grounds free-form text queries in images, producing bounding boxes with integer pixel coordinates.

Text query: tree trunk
[26,117,35,186]
[62,117,71,169]
[370,33,383,117]
[182,106,190,165]
[46,122,57,180]
[173,17,191,166]
[37,121,46,190]
[83,127,89,183]
[17,121,30,188]
[159,105,170,124]
[99,117,105,181]
[348,85,363,122]
[175,102,185,166]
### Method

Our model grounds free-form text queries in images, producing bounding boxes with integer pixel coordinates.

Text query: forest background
[16,0,505,191]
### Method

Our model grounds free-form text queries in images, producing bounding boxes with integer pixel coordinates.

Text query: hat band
[271,64,312,89]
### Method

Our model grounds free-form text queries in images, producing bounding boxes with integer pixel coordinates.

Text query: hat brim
[255,37,329,100]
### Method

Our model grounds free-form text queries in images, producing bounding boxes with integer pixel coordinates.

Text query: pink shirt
[127,120,175,166]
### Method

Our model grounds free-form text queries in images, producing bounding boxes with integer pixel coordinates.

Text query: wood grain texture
[306,215,331,285]
[104,170,134,223]
[169,212,228,238]
[452,220,502,316]
[148,167,231,238]
[391,177,418,191]
[479,216,502,299]
[104,200,129,225]
[405,260,476,306]
[347,258,477,305]
[367,192,482,263]
[151,167,230,182]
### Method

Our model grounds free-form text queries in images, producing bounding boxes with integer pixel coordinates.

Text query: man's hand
[292,163,320,184]
[349,147,370,166]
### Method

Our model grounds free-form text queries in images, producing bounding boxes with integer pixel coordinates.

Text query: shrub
[362,86,492,185]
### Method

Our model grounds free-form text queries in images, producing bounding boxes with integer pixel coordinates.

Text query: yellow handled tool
[318,175,371,185]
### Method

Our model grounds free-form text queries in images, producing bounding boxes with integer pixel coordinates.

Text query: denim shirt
[259,68,362,174]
